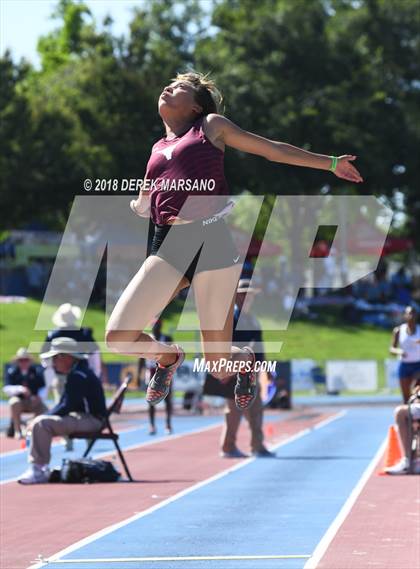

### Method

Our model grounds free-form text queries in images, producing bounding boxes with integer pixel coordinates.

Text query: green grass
[0,298,392,390]
[260,318,390,390]
[262,321,390,360]
[0,299,131,384]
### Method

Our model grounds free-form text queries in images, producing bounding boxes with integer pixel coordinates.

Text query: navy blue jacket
[5,364,45,396]
[48,360,106,419]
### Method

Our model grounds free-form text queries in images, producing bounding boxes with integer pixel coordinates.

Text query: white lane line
[1,421,222,486]
[27,411,346,569]
[264,411,347,452]
[304,436,388,569]
[313,410,346,429]
[32,553,311,564]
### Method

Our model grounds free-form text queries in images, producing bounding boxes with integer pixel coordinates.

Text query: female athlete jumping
[105,71,363,410]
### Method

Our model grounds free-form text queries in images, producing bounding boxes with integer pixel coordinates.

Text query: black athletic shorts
[147,216,240,284]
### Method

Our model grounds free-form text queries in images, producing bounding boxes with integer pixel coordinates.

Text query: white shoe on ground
[385,457,409,475]
[18,464,50,484]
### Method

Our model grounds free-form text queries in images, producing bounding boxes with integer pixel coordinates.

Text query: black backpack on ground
[53,458,120,483]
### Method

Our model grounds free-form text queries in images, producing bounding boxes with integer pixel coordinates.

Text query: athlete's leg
[244,390,264,453]
[192,265,252,380]
[106,255,189,364]
[394,405,411,457]
[220,398,241,453]
[165,388,173,431]
[148,403,156,434]
[9,397,24,438]
[400,376,412,404]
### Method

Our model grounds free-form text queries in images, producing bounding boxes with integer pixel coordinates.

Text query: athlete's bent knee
[394,405,407,421]
[31,415,50,430]
[9,397,21,408]
[105,329,124,352]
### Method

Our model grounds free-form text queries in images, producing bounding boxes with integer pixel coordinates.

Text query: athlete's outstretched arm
[207,114,363,183]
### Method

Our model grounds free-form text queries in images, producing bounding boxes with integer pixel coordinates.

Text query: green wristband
[329,156,338,172]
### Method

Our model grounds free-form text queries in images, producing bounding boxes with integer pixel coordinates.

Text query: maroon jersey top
[145,117,229,225]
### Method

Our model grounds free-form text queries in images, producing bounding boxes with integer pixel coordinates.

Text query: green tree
[194,0,420,263]
[37,0,93,70]
[0,51,45,226]
[329,0,420,248]
[1,0,418,256]
[1,0,202,227]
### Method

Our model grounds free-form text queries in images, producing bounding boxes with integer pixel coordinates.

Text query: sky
[1,0,149,67]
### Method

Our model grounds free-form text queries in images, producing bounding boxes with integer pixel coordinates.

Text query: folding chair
[69,373,134,481]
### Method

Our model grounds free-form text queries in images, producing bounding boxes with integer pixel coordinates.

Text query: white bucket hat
[40,337,87,360]
[52,303,82,328]
[13,347,33,361]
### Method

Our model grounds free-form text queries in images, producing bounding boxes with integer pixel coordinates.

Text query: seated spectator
[391,267,412,305]
[352,276,371,300]
[42,303,102,452]
[365,277,382,304]
[395,286,412,306]
[391,266,412,290]
[385,379,420,474]
[18,337,106,485]
[3,348,48,439]
[42,303,102,402]
[376,275,393,303]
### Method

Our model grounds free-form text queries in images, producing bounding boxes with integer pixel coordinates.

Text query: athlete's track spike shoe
[234,346,257,410]
[146,345,185,406]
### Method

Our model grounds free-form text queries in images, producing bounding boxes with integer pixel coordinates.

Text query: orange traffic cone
[265,423,274,437]
[379,425,403,475]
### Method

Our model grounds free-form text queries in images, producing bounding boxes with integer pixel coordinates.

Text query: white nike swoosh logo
[233,256,240,263]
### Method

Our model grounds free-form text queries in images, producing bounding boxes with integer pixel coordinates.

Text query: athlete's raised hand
[334,155,363,183]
